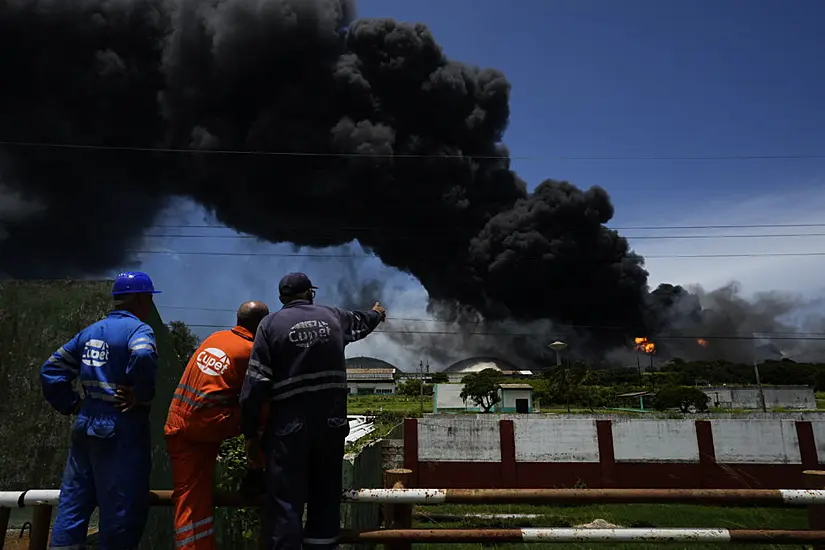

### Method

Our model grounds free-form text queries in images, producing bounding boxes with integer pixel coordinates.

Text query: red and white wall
[401,415,825,489]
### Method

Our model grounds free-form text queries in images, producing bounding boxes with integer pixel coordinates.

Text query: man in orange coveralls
[165,300,270,550]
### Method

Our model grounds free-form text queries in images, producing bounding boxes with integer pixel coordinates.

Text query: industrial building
[442,356,534,383]
[345,356,399,395]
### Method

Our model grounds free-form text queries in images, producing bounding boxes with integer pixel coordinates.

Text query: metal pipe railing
[4,469,825,549]
[336,528,825,544]
[4,488,825,508]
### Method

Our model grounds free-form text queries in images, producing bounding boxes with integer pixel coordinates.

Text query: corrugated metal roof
[346,368,396,375]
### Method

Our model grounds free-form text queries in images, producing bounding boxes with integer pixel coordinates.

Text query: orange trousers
[165,408,242,550]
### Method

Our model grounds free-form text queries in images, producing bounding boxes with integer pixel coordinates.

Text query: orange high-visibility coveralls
[165,325,259,550]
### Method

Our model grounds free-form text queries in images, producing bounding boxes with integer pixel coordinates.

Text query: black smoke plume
[0,0,816,364]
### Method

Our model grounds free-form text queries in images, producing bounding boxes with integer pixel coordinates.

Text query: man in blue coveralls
[239,273,386,550]
[40,271,161,550]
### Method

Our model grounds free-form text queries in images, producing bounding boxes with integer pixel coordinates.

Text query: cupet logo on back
[82,339,110,368]
[197,347,231,376]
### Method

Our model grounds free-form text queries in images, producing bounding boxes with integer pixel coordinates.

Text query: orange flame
[697,338,709,348]
[634,336,656,354]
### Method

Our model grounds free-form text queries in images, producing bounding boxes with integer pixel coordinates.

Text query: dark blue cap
[278,272,318,297]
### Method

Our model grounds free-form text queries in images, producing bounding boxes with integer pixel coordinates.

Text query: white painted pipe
[4,488,825,507]
[23,490,60,506]
[521,528,732,542]
[342,488,447,503]
[0,491,25,507]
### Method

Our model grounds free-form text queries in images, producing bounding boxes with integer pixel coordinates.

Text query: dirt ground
[3,531,35,550]
[4,529,99,549]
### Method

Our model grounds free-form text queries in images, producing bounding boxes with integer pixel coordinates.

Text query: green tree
[168,320,200,368]
[460,368,504,412]
[653,386,710,413]
[544,361,590,412]
[430,372,449,384]
[397,378,433,396]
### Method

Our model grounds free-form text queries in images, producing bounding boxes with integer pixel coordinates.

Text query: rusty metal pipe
[0,506,10,550]
[337,528,825,544]
[6,488,825,507]
[29,505,53,550]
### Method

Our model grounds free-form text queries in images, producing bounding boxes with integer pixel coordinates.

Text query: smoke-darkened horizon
[1,0,822,365]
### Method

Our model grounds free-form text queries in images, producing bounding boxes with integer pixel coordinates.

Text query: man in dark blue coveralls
[239,272,386,550]
[40,271,161,550]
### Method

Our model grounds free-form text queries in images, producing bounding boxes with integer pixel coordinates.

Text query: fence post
[0,507,10,550]
[383,469,413,550]
[805,470,825,550]
[29,504,53,550]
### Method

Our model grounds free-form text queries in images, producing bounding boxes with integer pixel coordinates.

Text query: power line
[179,323,825,341]
[149,222,825,231]
[156,305,825,337]
[142,232,825,241]
[130,249,825,259]
[160,308,825,338]
[2,139,825,161]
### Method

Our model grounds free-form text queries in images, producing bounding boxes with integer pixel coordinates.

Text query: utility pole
[750,333,768,413]
[419,360,425,416]
[636,354,643,388]
[753,360,767,412]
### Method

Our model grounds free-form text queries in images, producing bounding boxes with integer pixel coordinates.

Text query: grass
[411,503,808,549]
[0,280,113,490]
[348,394,433,415]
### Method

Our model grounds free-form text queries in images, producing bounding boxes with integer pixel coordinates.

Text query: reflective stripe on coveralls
[42,309,158,550]
[171,384,238,409]
[267,369,347,402]
[174,515,215,548]
[240,301,383,550]
[167,327,255,550]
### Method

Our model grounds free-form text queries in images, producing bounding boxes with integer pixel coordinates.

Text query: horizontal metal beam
[3,488,825,508]
[339,488,825,506]
[337,528,825,544]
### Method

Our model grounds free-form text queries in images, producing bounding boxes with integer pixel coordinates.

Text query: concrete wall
[401,413,825,489]
[703,386,816,410]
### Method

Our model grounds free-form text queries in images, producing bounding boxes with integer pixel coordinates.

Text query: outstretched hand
[371,301,387,322]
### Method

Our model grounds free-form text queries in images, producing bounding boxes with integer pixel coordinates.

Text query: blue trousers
[261,418,349,550]
[50,420,151,550]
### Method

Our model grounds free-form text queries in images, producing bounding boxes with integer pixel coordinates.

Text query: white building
[345,356,399,395]
[497,383,535,413]
[433,383,480,413]
[433,382,535,414]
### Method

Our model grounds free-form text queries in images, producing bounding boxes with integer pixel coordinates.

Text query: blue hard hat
[111,271,162,296]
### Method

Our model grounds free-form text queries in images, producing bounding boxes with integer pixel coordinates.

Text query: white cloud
[627,184,825,298]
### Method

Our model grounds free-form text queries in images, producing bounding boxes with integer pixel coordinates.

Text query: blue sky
[140,0,825,366]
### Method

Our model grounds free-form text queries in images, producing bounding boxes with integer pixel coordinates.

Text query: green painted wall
[0,280,184,549]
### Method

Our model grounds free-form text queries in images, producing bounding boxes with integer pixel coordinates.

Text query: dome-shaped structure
[345,356,398,370]
[444,356,521,373]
